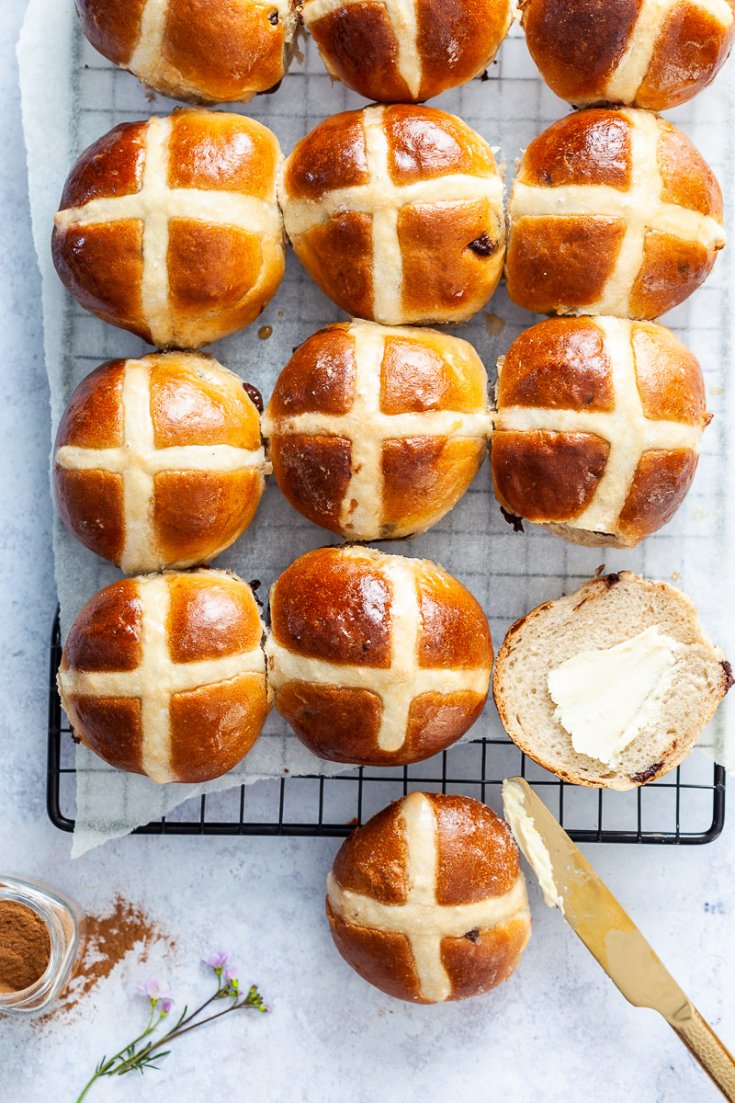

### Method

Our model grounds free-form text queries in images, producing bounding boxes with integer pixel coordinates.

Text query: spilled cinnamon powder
[37,894,173,1022]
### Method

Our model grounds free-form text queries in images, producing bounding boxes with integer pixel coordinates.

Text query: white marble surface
[1,2,734,1099]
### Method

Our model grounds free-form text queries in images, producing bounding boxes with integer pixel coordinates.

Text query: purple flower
[204,951,230,971]
[225,965,238,984]
[137,979,173,1007]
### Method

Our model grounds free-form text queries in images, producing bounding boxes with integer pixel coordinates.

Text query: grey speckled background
[1,0,734,1099]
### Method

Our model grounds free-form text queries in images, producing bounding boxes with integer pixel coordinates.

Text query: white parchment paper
[18,0,734,855]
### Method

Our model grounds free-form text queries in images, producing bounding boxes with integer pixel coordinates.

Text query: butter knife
[503,777,735,1101]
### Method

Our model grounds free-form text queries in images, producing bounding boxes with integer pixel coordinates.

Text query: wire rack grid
[48,611,726,843]
[36,18,732,844]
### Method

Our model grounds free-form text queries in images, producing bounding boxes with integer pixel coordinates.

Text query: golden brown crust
[266,326,356,417]
[268,435,353,533]
[283,111,369,200]
[397,200,504,322]
[327,793,530,1002]
[77,0,294,104]
[53,221,146,337]
[404,692,487,763]
[617,448,698,539]
[53,353,266,571]
[506,216,626,315]
[53,111,284,349]
[66,697,144,775]
[280,106,504,325]
[519,110,632,188]
[416,564,492,669]
[439,916,531,1000]
[275,683,384,764]
[55,469,126,564]
[58,122,147,207]
[168,570,263,662]
[169,673,267,783]
[491,316,708,541]
[291,215,375,321]
[270,547,394,667]
[522,0,641,104]
[264,320,491,540]
[507,110,724,319]
[497,317,614,411]
[306,0,512,103]
[381,333,486,414]
[656,120,724,219]
[161,0,288,103]
[328,909,420,1000]
[76,0,148,66]
[332,800,409,902]
[268,548,492,766]
[637,2,735,110]
[426,794,520,903]
[415,0,512,99]
[149,354,261,449]
[59,572,267,783]
[628,233,713,319]
[492,431,610,521]
[631,323,708,422]
[309,3,411,102]
[381,437,486,536]
[384,105,497,183]
[61,580,143,673]
[167,108,281,195]
[521,0,734,110]
[56,360,126,449]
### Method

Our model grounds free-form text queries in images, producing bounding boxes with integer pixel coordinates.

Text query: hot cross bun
[54,352,268,574]
[262,319,492,541]
[506,108,725,319]
[303,0,514,103]
[327,792,531,1002]
[76,0,299,103]
[491,316,711,546]
[52,109,284,348]
[279,105,505,325]
[58,570,268,783]
[265,546,493,766]
[521,0,735,111]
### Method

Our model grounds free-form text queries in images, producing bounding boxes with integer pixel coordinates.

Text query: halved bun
[493,572,731,789]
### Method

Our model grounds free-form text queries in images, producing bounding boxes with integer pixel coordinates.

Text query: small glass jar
[0,875,83,1016]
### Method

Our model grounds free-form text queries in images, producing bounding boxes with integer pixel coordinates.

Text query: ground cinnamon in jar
[0,900,51,993]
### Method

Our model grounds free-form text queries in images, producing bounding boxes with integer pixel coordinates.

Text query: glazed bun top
[492,316,710,546]
[52,109,284,349]
[58,570,268,784]
[76,0,299,104]
[506,108,725,319]
[263,319,492,541]
[280,104,506,325]
[303,0,514,103]
[327,791,531,1003]
[522,0,735,111]
[54,352,268,573]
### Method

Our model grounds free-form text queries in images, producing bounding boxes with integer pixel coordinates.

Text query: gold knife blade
[503,777,735,1101]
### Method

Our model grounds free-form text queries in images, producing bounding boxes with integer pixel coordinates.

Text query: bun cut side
[493,572,730,789]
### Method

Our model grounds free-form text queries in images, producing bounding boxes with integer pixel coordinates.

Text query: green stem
[74,1018,162,1101]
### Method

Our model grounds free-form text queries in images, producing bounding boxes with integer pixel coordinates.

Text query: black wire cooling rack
[47,610,726,844]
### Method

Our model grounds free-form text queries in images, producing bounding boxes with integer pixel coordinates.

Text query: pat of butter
[502,779,564,912]
[547,626,681,766]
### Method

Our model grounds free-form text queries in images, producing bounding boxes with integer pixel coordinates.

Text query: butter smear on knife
[502,779,564,913]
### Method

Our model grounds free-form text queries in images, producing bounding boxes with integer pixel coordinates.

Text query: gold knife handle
[667,1005,735,1101]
